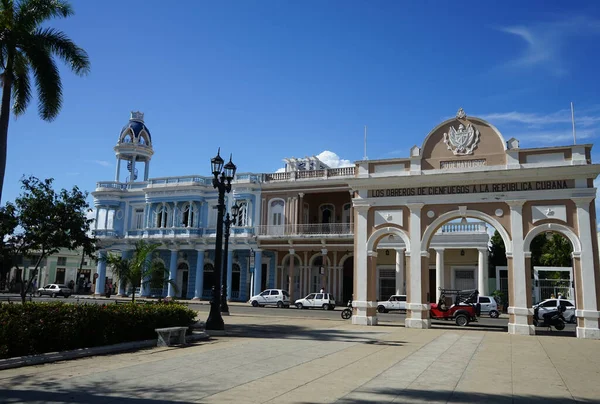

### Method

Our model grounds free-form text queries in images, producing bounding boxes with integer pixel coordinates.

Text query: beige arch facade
[350,108,600,339]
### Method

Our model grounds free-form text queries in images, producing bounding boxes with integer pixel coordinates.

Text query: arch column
[352,202,377,325]
[406,203,430,329]
[395,248,405,295]
[435,248,444,301]
[118,249,132,296]
[573,197,600,339]
[167,249,178,298]
[507,200,534,336]
[253,249,263,296]
[478,247,488,295]
[94,250,106,296]
[287,249,295,302]
[193,248,205,300]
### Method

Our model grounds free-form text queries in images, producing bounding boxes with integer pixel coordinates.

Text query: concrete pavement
[0,313,598,404]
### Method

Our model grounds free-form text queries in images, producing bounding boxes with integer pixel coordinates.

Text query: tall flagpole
[363,125,368,160]
[571,102,577,145]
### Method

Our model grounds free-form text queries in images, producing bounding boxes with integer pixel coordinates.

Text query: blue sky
[4,0,600,206]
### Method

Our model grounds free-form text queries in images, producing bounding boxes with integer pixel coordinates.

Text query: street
[1,293,576,336]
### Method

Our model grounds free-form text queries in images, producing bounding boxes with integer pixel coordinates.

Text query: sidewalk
[0,314,598,403]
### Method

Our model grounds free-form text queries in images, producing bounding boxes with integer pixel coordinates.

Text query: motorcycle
[341,300,352,320]
[533,305,566,331]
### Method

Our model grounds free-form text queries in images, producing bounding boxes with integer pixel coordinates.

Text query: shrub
[0,302,197,359]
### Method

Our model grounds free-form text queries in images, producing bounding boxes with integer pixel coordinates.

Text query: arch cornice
[421,209,512,254]
[523,223,581,254]
[366,226,411,255]
[420,116,508,152]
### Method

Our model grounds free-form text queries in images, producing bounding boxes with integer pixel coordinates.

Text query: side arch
[422,210,512,254]
[338,253,354,267]
[523,223,581,254]
[366,226,411,255]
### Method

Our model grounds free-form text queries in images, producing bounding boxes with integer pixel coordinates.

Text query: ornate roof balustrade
[96,181,148,190]
[256,223,353,237]
[148,176,213,187]
[261,166,356,183]
[437,222,488,234]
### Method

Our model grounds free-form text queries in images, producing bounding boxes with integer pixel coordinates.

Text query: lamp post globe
[205,148,236,331]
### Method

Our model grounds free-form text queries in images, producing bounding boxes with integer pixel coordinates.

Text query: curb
[0,331,209,371]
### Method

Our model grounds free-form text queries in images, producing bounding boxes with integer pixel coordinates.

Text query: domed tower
[114,111,154,182]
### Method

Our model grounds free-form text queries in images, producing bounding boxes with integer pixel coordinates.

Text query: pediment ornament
[443,124,480,156]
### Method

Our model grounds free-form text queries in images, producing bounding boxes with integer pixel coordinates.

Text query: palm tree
[0,0,90,202]
[103,240,176,303]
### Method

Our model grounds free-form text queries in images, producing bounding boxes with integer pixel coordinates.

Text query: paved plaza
[0,312,599,404]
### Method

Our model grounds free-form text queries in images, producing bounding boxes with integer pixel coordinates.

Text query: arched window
[138,133,148,145]
[203,263,214,297]
[320,204,335,224]
[342,203,351,224]
[182,203,194,227]
[156,205,169,228]
[236,201,248,227]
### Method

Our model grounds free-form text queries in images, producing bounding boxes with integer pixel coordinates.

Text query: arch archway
[523,223,581,254]
[366,226,411,255]
[281,254,302,299]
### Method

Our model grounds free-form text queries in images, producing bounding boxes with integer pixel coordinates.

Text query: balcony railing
[96,181,148,190]
[256,223,353,236]
[437,222,487,234]
[148,176,212,186]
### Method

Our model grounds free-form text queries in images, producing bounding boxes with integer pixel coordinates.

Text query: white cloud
[315,151,353,168]
[93,160,112,167]
[481,109,600,128]
[498,16,600,76]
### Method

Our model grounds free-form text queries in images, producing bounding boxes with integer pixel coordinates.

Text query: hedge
[0,302,197,359]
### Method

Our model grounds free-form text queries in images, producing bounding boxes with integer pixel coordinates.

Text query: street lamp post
[220,202,240,314]
[205,148,236,331]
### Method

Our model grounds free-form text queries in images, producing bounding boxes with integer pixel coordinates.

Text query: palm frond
[21,42,61,120]
[11,50,30,115]
[31,27,89,76]
[15,0,73,32]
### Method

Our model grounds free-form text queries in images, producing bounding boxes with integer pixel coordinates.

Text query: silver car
[37,284,72,298]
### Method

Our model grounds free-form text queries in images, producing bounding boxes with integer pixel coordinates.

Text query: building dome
[118,111,152,145]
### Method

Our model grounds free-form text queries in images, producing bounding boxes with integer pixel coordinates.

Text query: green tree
[103,240,175,303]
[0,202,18,289]
[489,230,507,267]
[0,0,90,202]
[2,176,97,302]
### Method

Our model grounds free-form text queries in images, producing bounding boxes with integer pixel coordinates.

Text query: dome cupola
[113,111,154,183]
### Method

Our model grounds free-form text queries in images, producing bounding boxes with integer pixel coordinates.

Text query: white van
[249,289,290,308]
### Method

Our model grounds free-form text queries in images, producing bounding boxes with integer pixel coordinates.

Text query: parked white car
[534,298,576,324]
[477,295,499,318]
[249,289,290,308]
[295,293,336,310]
[377,295,407,313]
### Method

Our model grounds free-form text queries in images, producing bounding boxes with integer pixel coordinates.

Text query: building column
[331,251,337,296]
[288,249,295,302]
[435,248,444,301]
[130,155,137,182]
[140,255,152,297]
[187,200,193,227]
[193,249,205,300]
[144,161,150,181]
[478,248,488,295]
[298,193,304,225]
[115,159,121,182]
[94,250,106,296]
[573,197,600,339]
[352,202,377,325]
[405,203,430,329]
[167,249,178,298]
[320,249,328,291]
[253,249,263,296]
[507,200,534,336]
[226,250,233,301]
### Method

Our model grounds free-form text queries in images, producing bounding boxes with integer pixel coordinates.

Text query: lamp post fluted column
[221,203,240,314]
[205,149,237,331]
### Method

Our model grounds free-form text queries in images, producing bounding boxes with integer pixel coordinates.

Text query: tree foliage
[102,240,176,303]
[0,0,90,202]
[0,176,97,302]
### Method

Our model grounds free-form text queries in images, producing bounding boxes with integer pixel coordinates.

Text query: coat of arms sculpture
[443,123,480,156]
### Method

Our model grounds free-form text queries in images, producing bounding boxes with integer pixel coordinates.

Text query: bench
[155,326,188,347]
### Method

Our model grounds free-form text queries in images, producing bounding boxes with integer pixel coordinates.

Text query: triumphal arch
[350,108,600,339]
